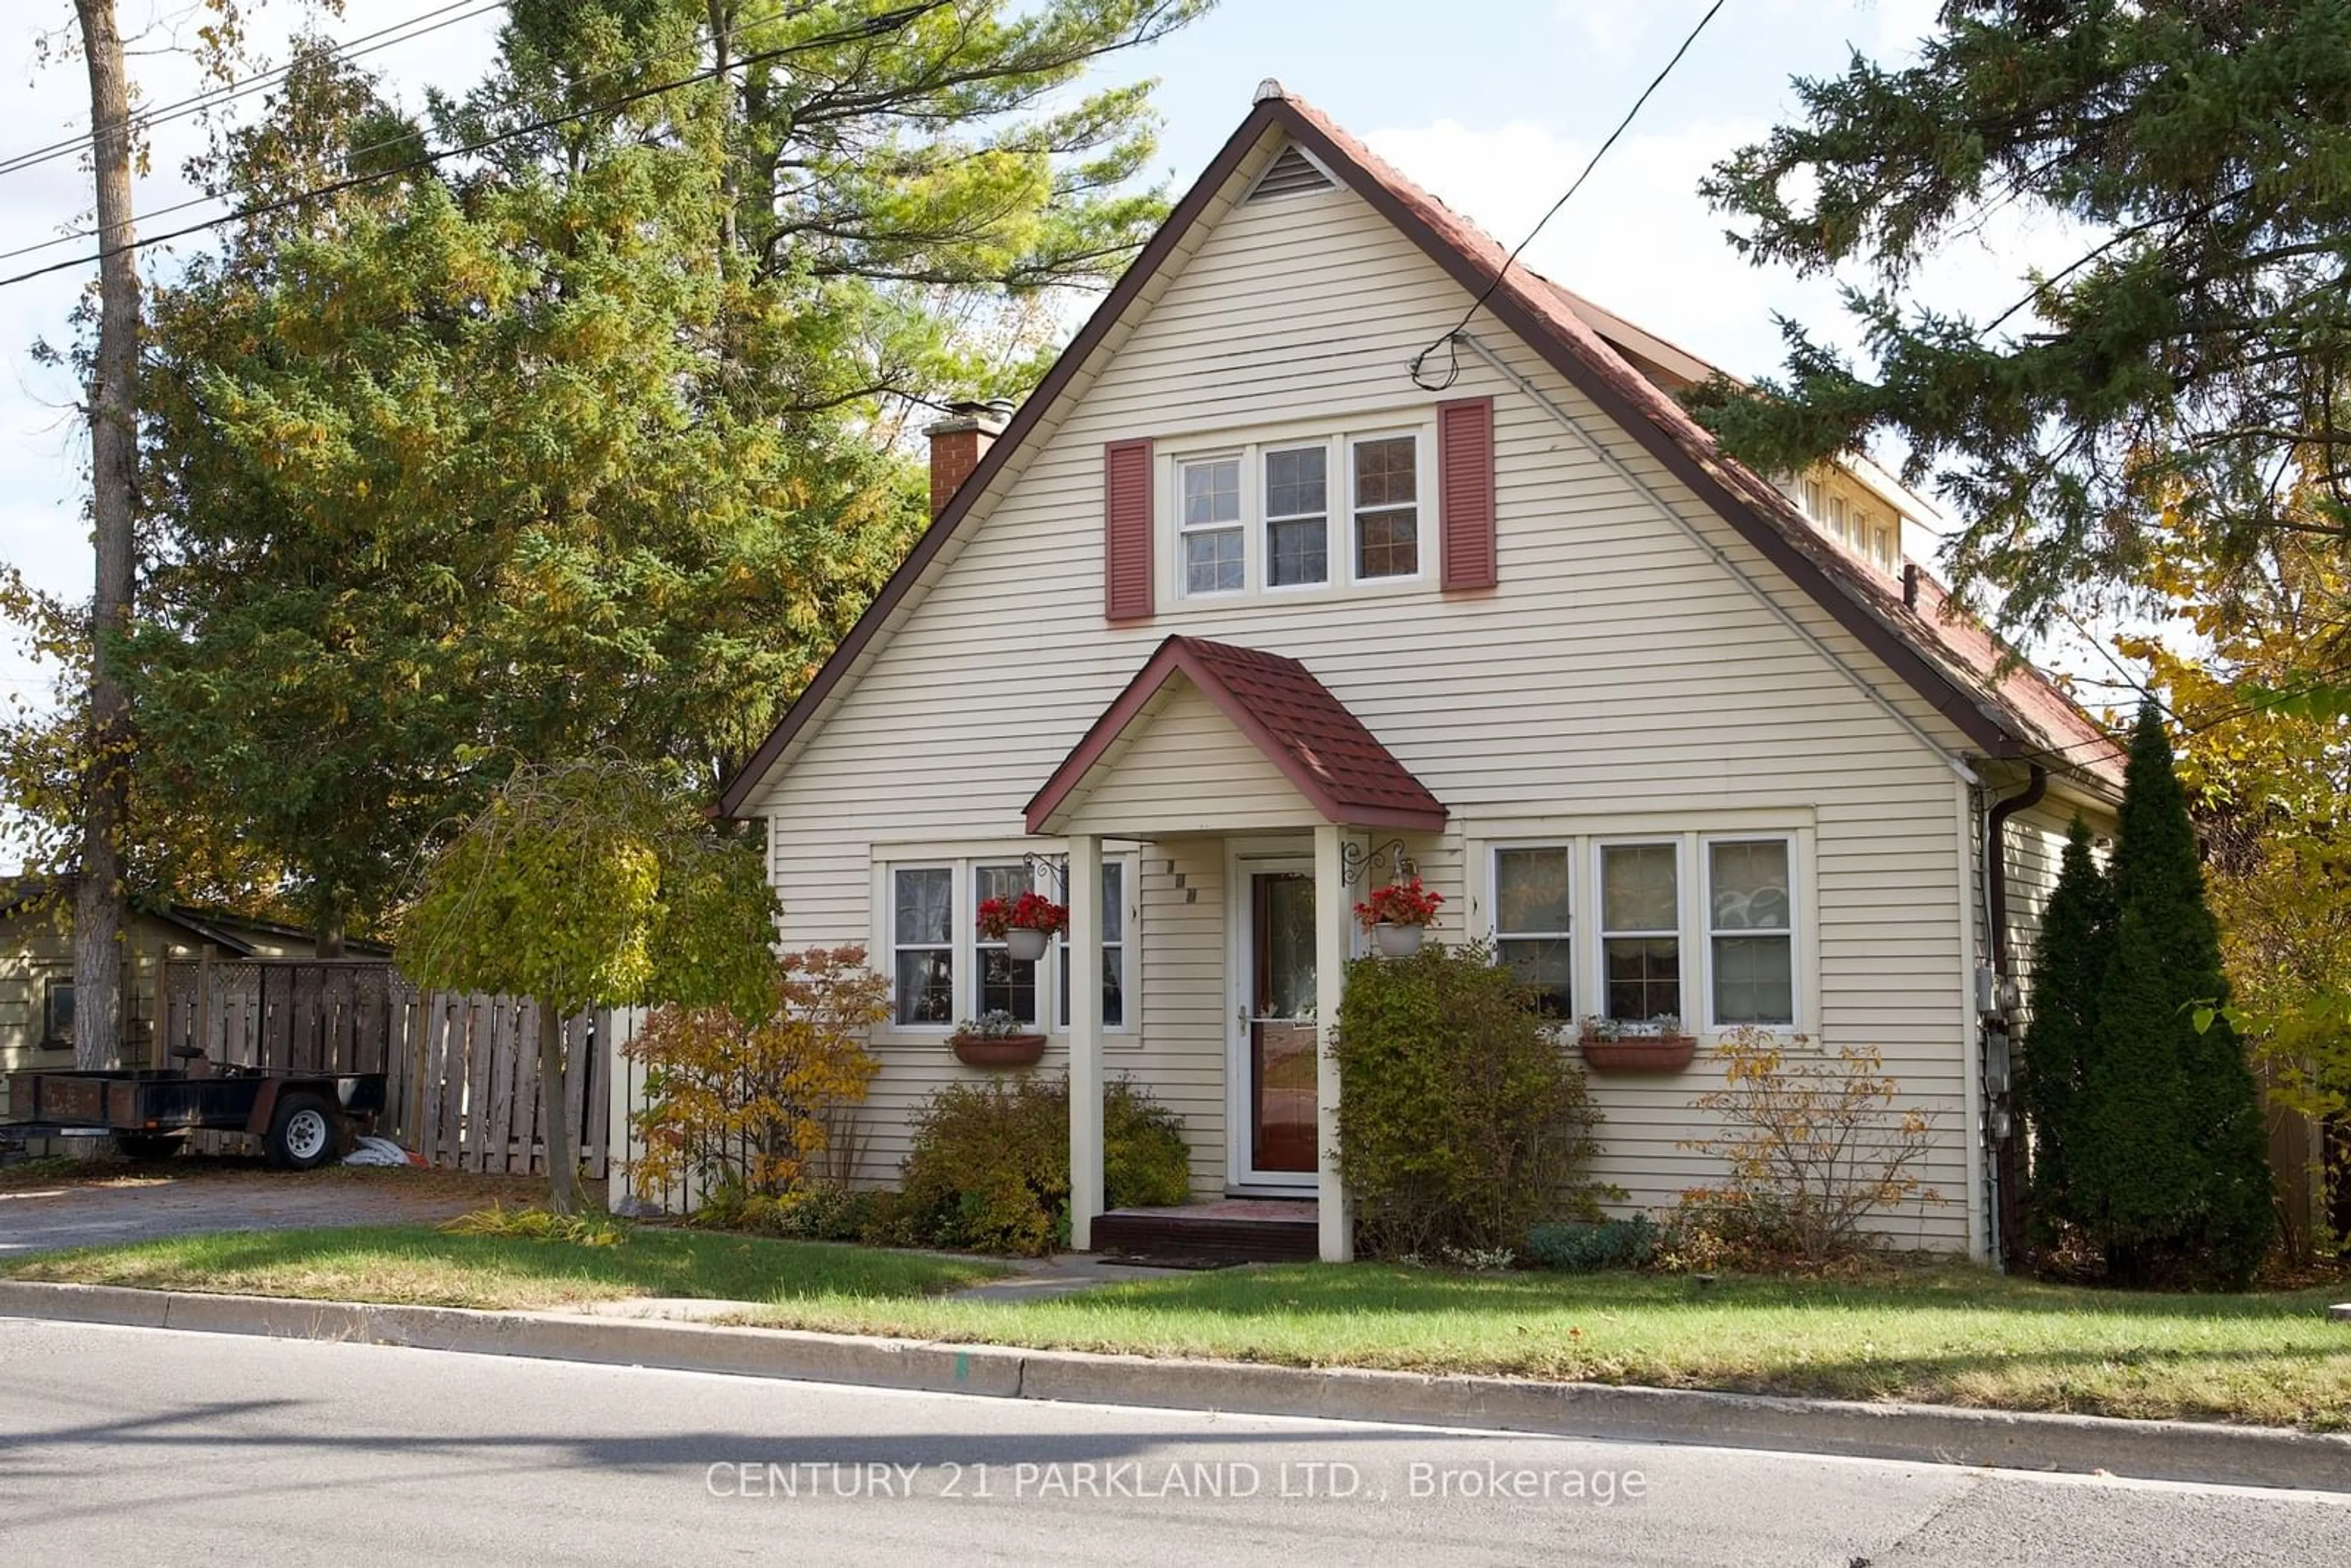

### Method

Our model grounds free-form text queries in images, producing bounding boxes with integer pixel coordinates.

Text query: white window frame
[971,860,1046,1029]
[1261,441,1332,591]
[1176,452,1247,600]
[888,863,958,1029]
[1055,855,1133,1033]
[879,848,1138,1040]
[1592,837,1685,1030]
[1345,428,1426,585]
[1488,844,1574,1020]
[1701,833,1800,1030]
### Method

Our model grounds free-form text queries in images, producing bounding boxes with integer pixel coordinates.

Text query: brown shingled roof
[716,88,2121,820]
[1026,636,1446,835]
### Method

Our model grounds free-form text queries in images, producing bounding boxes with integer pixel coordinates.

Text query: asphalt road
[2,1317,2344,1566]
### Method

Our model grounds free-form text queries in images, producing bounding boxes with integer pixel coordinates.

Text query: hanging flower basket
[950,1013,1047,1067]
[1354,876,1442,956]
[978,891,1067,966]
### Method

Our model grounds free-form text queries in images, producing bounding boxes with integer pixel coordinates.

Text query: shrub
[894,1074,1190,1255]
[1524,1215,1659,1272]
[1678,1028,1942,1264]
[1331,940,1604,1259]
[624,947,887,1205]
[694,1180,879,1242]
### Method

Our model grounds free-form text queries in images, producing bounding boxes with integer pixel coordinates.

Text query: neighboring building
[710,86,2123,1262]
[0,880,382,1111]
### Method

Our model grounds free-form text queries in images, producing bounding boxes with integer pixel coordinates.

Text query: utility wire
[1409,0,1730,392]
[0,2,937,291]
[0,0,501,182]
[0,0,833,269]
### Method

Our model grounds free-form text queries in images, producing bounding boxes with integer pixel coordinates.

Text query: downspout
[1979,765,2047,1270]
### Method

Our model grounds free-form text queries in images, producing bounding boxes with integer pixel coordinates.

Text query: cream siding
[751,132,1984,1245]
[1059,679,1321,838]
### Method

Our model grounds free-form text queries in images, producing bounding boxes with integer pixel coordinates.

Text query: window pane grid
[1180,457,1243,596]
[1599,843,1680,1024]
[1493,847,1572,1018]
[1708,839,1794,1026]
[1352,436,1419,580]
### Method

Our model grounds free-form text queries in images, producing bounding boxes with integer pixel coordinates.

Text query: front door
[1247,869,1318,1177]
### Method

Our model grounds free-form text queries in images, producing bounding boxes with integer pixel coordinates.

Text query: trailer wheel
[267,1092,339,1171]
[114,1131,187,1162]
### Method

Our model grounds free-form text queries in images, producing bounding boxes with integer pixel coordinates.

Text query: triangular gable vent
[1247,143,1335,202]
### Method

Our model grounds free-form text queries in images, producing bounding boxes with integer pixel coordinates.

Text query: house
[709,85,2124,1264]
[0,880,384,1114]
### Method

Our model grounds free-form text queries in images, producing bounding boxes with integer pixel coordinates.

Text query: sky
[0,0,2096,707]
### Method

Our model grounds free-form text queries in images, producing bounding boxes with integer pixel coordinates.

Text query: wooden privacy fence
[159,958,634,1178]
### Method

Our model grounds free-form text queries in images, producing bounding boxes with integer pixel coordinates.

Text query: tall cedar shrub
[1331,941,1603,1259]
[2017,814,2116,1250]
[2075,705,2275,1288]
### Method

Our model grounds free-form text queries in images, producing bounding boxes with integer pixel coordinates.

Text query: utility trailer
[2,1067,386,1168]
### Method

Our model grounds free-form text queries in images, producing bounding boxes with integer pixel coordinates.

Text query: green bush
[1332,940,1604,1259]
[1524,1215,1659,1272]
[894,1073,1190,1255]
[694,1180,879,1243]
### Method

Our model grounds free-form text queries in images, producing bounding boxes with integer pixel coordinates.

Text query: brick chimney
[923,399,1011,517]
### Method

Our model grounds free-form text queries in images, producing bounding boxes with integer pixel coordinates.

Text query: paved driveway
[0,1162,547,1255]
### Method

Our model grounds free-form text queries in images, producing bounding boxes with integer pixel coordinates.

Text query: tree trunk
[538,997,580,1215]
[71,0,138,1074]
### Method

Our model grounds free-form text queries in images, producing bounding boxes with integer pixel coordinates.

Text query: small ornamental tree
[624,947,888,1206]
[2017,814,2117,1248]
[400,757,779,1214]
[2074,706,2275,1287]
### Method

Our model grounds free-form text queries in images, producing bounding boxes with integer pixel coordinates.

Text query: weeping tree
[399,757,778,1213]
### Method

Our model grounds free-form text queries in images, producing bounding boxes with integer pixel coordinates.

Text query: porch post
[1068,832,1106,1251]
[1313,823,1354,1262]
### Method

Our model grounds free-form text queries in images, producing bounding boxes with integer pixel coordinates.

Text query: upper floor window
[1351,436,1419,579]
[1264,446,1329,588]
[1179,456,1244,596]
[1167,422,1430,601]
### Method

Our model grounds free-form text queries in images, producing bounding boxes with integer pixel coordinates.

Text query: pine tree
[2075,705,2274,1288]
[2017,814,2113,1250]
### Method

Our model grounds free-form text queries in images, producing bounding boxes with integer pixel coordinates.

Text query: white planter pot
[1371,922,1425,958]
[1005,927,1051,963]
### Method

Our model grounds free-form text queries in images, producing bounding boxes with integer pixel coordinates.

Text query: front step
[1092,1199,1318,1264]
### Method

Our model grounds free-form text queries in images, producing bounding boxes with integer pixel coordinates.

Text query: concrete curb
[4,1278,2345,1493]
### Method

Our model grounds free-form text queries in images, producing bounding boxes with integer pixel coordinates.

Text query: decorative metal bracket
[1340,838,1416,887]
[1022,852,1068,895]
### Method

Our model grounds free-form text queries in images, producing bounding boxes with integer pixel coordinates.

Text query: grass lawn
[740,1262,2351,1431]
[8,1227,2345,1428]
[2,1224,1007,1312]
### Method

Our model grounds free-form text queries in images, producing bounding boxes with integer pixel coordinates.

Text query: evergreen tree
[2017,813,2113,1251]
[2074,705,2274,1288]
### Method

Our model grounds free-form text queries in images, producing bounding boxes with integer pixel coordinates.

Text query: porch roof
[1024,636,1447,836]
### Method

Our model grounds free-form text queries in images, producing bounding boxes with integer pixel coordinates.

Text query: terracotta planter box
[951,1033,1046,1067]
[1577,1033,1698,1073]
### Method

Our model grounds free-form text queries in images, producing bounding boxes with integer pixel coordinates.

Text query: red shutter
[1104,438,1155,621]
[1437,396,1496,591]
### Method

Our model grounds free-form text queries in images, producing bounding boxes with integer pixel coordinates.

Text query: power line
[0,2,938,291]
[1409,0,1730,392]
[0,0,501,183]
[0,0,833,270]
